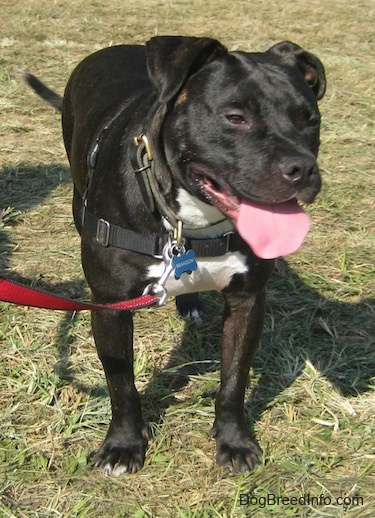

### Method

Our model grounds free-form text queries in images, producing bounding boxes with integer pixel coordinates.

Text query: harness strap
[83,207,241,257]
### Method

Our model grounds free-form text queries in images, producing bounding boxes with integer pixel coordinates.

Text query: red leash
[0,276,158,311]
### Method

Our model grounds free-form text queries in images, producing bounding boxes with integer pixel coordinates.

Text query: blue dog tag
[172,249,198,279]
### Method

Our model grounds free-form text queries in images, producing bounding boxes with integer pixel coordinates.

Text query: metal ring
[134,133,153,161]
[142,283,168,306]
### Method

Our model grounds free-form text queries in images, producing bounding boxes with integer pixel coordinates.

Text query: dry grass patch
[1,0,374,516]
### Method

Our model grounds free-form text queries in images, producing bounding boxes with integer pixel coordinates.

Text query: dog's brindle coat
[27,36,325,475]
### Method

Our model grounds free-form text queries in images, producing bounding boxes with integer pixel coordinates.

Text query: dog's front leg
[90,310,148,475]
[211,287,268,472]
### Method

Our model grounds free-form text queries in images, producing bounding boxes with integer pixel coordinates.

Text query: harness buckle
[96,218,110,247]
[223,231,234,253]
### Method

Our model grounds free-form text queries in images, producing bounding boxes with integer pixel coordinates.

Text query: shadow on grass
[1,162,374,439]
[141,263,374,431]
[0,162,92,391]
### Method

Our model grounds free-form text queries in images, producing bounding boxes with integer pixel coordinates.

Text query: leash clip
[142,240,184,306]
[142,282,168,306]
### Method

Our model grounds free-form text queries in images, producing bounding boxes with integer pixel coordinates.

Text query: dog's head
[146,36,326,258]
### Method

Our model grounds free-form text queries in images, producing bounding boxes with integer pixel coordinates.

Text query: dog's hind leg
[175,293,206,321]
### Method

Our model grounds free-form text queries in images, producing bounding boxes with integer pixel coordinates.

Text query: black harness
[81,106,241,257]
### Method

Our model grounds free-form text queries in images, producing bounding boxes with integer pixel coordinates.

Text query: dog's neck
[163,187,234,239]
[132,137,234,238]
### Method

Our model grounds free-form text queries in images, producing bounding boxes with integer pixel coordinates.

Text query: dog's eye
[225,114,246,125]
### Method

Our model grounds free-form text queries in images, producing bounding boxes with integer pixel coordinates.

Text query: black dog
[24,36,326,475]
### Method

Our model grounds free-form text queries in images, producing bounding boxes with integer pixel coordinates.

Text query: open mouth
[195,175,311,260]
[196,176,240,218]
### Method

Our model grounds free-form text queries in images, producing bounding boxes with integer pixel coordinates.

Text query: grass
[1,0,374,516]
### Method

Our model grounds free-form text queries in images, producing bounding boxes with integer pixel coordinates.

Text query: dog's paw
[210,422,262,473]
[93,432,148,476]
[175,293,206,322]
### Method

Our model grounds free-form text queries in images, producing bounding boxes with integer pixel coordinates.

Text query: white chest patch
[175,187,225,228]
[147,251,248,297]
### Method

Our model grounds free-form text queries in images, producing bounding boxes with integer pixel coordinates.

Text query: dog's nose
[280,156,319,187]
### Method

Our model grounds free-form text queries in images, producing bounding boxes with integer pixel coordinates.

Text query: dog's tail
[19,69,63,112]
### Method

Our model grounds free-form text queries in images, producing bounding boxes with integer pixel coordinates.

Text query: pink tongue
[235,200,311,259]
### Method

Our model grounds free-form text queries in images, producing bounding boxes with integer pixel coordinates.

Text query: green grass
[1,0,374,516]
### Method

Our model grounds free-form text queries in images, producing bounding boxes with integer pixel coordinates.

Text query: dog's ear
[268,41,326,100]
[146,36,227,103]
